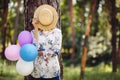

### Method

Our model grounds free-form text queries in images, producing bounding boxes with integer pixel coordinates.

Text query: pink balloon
[18,31,33,46]
[5,45,20,61]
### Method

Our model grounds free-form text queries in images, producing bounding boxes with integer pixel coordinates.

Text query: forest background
[0,0,120,80]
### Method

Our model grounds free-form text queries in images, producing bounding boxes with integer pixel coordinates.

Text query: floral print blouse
[31,28,62,78]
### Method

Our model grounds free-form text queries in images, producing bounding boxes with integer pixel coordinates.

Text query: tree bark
[93,0,100,36]
[105,0,117,72]
[118,36,120,63]
[69,0,75,66]
[80,0,98,79]
[1,0,9,59]
[12,0,21,44]
[24,0,63,80]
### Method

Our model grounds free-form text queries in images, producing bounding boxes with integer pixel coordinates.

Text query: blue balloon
[20,44,38,62]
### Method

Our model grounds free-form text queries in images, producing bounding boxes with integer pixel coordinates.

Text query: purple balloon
[5,45,20,61]
[18,31,33,46]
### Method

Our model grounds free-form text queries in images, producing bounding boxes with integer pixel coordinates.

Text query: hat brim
[34,4,58,31]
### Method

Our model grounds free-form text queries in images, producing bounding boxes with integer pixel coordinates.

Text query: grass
[63,63,120,80]
[0,60,120,80]
[63,66,80,80]
[0,60,23,80]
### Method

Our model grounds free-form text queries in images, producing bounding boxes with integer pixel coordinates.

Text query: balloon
[18,30,33,46]
[5,45,20,61]
[16,59,34,76]
[20,44,38,62]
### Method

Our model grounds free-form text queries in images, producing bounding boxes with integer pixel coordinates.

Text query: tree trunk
[118,36,120,62]
[93,0,100,36]
[80,0,98,79]
[12,0,21,44]
[105,0,117,72]
[1,0,9,59]
[24,0,63,80]
[69,0,75,66]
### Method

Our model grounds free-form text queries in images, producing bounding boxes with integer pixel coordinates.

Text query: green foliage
[0,60,120,80]
[0,60,23,80]
[8,0,24,38]
[60,0,114,66]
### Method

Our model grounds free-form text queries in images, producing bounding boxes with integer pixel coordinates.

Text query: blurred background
[0,0,120,80]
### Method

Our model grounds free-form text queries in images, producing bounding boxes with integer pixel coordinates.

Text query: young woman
[29,4,62,80]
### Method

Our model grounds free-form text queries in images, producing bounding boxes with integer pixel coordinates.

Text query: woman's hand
[32,18,39,28]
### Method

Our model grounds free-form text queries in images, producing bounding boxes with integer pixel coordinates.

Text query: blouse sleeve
[43,29,62,58]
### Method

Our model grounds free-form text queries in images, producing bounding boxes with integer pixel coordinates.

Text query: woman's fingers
[32,18,39,28]
[32,18,39,24]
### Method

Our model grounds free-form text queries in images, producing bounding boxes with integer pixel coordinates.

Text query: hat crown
[39,8,53,26]
[34,4,58,31]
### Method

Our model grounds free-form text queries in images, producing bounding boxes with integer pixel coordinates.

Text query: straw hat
[33,4,58,31]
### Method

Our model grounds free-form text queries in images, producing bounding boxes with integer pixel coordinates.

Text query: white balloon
[16,59,34,76]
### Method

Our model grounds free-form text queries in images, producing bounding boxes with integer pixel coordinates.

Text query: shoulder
[52,28,62,38]
[53,28,62,33]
